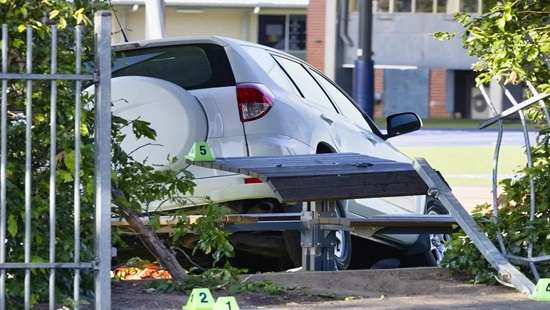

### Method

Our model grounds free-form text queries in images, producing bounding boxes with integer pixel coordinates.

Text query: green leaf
[433,31,455,41]
[58,16,67,29]
[49,9,59,19]
[496,18,506,32]
[63,150,75,173]
[150,214,161,231]
[7,214,17,238]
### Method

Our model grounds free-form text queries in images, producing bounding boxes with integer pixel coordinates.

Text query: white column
[145,0,166,39]
[324,0,337,79]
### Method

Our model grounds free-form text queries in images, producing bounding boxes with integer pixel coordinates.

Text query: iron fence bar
[0,73,93,81]
[479,92,550,128]
[0,24,7,310]
[0,262,95,269]
[94,11,112,310]
[502,87,539,281]
[526,81,550,128]
[74,25,82,310]
[48,25,58,310]
[478,85,507,254]
[24,25,33,310]
[507,254,550,264]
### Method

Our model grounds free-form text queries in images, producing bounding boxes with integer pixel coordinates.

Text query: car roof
[113,36,305,63]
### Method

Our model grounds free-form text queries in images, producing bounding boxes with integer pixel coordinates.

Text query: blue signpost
[353,0,375,118]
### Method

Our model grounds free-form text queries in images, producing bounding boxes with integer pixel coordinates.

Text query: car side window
[309,69,371,131]
[241,46,298,95]
[273,55,336,113]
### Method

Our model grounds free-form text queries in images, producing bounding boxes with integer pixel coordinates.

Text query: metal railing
[479,81,550,284]
[0,11,112,309]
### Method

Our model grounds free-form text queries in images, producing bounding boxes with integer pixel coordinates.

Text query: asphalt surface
[389,128,538,147]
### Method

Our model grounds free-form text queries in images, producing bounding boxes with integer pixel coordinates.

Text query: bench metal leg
[301,200,338,271]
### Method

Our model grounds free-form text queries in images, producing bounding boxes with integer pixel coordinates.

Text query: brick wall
[306,0,326,72]
[429,69,450,118]
[374,69,384,118]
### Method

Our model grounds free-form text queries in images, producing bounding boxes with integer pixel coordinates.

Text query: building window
[258,15,286,50]
[416,0,434,12]
[375,0,390,13]
[368,0,483,14]
[436,0,448,13]
[460,0,479,13]
[288,15,306,51]
[258,15,306,59]
[394,0,412,12]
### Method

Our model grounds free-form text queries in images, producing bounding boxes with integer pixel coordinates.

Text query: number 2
[199,145,207,155]
[199,292,208,303]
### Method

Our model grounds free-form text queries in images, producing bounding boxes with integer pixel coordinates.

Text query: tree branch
[112,188,187,282]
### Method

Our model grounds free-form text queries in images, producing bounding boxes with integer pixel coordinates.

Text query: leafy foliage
[170,202,236,268]
[439,0,550,282]
[0,1,195,307]
[146,263,286,296]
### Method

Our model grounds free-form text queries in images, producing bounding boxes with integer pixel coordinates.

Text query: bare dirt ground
[112,267,547,309]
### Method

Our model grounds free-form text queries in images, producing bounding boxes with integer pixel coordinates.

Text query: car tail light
[236,83,273,122]
[244,177,263,184]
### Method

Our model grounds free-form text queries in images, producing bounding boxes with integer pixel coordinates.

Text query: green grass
[400,146,527,186]
[375,118,529,129]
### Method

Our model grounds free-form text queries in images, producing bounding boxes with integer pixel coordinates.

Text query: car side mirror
[384,112,422,139]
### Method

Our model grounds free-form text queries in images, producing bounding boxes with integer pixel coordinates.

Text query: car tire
[282,202,352,270]
[425,198,451,266]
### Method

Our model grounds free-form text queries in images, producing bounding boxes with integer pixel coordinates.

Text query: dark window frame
[271,54,340,114]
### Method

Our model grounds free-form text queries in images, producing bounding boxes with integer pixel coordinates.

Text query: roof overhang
[110,0,309,9]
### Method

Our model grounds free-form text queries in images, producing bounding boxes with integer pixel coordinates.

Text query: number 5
[199,145,207,155]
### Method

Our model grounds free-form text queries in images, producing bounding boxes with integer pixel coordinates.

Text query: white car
[110,36,447,270]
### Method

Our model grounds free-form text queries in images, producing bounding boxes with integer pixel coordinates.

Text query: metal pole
[48,25,58,310]
[478,86,507,254]
[502,88,539,280]
[0,24,8,310]
[24,26,33,310]
[74,25,82,310]
[353,0,375,117]
[94,11,112,310]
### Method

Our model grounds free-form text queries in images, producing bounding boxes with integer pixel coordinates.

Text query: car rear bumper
[149,134,313,212]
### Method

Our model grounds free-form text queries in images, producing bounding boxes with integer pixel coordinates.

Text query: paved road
[390,129,538,147]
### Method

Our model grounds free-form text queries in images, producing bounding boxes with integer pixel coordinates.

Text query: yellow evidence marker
[529,278,550,302]
[213,296,239,310]
[185,288,215,310]
[185,141,216,162]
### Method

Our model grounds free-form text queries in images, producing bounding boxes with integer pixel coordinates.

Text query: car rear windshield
[112,43,235,90]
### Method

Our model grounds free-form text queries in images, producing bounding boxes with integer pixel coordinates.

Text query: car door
[274,55,369,154]
[308,69,424,221]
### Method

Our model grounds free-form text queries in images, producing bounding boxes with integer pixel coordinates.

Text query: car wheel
[283,202,352,270]
[426,198,451,266]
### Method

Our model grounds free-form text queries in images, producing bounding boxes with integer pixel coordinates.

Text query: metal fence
[0,11,112,309]
[479,81,550,286]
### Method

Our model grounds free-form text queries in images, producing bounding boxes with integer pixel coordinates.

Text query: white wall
[112,5,306,44]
